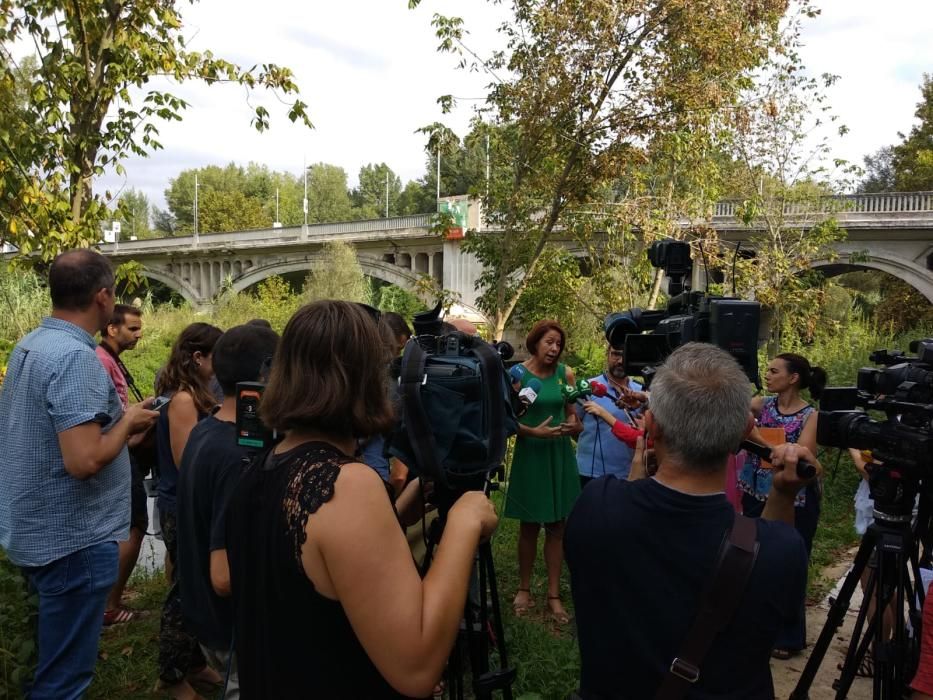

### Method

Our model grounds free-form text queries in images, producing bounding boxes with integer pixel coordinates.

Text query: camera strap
[654,512,759,700]
[397,335,510,483]
[98,341,144,403]
[398,339,442,481]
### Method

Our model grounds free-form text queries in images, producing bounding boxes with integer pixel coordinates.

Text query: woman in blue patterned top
[738,352,827,659]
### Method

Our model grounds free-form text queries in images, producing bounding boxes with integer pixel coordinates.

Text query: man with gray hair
[565,342,816,699]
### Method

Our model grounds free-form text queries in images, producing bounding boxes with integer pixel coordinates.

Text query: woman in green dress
[505,319,582,624]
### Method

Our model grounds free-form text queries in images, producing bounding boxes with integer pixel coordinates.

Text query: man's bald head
[49,249,114,311]
[449,318,478,335]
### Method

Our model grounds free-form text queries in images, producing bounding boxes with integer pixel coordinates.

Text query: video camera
[387,303,518,486]
[817,339,933,521]
[605,239,761,387]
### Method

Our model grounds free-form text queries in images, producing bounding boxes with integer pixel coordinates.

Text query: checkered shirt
[0,317,130,567]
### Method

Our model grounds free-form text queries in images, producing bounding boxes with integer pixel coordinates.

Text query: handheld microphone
[519,377,542,407]
[589,381,608,398]
[508,364,526,384]
[739,440,817,480]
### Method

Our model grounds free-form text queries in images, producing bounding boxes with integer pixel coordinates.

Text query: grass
[1,470,860,700]
[0,286,925,698]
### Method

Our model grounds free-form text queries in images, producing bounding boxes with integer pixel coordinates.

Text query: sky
[75,0,933,214]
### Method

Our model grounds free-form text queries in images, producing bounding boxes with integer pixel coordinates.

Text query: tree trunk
[766,303,783,357]
[492,312,508,345]
[647,267,665,309]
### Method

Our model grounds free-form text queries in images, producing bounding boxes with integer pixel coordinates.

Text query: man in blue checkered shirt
[0,250,159,700]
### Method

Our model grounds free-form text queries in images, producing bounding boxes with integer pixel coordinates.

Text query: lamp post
[303,157,309,236]
[193,173,200,247]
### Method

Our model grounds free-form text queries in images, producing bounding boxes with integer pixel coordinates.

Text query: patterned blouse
[737,396,815,507]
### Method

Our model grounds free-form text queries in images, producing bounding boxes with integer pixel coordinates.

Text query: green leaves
[0,0,312,262]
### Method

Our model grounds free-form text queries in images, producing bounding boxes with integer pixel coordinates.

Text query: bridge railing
[105,213,438,252]
[713,191,933,218]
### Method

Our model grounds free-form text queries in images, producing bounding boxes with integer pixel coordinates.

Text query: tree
[891,74,933,192]
[151,207,176,237]
[414,0,791,339]
[352,163,402,218]
[114,188,151,239]
[306,163,353,223]
[197,189,267,233]
[0,0,310,260]
[723,5,852,354]
[397,179,435,215]
[302,241,369,303]
[858,146,896,193]
[242,162,304,226]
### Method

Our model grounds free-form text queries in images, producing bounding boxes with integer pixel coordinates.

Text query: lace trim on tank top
[279,442,352,575]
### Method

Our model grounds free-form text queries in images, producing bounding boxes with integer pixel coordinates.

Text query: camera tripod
[420,474,516,700]
[790,495,932,699]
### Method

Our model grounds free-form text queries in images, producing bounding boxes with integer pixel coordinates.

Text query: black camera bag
[388,332,517,484]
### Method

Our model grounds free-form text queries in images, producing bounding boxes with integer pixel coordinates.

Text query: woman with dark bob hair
[225,300,498,699]
[505,319,581,625]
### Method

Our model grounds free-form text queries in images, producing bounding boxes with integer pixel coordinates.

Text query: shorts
[130,454,149,533]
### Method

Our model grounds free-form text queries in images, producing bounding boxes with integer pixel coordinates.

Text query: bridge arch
[229,255,424,297]
[810,252,933,304]
[140,267,203,308]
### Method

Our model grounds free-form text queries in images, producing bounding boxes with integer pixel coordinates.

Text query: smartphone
[151,395,172,411]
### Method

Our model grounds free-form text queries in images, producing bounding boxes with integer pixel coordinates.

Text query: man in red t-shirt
[95,303,145,625]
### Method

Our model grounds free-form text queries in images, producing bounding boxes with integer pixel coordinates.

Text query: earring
[195,360,201,368]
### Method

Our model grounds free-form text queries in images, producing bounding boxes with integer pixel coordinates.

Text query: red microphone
[589,380,608,398]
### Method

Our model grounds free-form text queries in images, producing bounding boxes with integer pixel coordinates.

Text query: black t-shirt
[564,476,808,699]
[176,415,246,650]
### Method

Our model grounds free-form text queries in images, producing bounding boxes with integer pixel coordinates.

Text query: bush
[0,552,36,698]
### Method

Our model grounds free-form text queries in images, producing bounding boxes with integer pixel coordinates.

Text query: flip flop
[512,588,535,616]
[547,596,571,625]
[102,607,135,626]
[771,648,798,660]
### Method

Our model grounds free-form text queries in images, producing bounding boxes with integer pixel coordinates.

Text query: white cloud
[88,0,932,213]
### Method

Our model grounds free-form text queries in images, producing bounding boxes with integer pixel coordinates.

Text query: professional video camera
[816,338,933,520]
[792,339,933,700]
[387,302,518,700]
[603,239,761,387]
[388,302,518,486]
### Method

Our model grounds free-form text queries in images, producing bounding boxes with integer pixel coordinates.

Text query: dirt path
[771,552,873,700]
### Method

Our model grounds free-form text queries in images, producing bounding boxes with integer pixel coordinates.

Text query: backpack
[388,332,518,485]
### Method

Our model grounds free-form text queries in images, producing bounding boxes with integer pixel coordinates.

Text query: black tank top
[226,441,414,699]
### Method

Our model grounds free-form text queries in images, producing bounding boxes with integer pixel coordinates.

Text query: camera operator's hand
[448,491,499,541]
[762,443,822,527]
[769,443,821,495]
[125,398,160,435]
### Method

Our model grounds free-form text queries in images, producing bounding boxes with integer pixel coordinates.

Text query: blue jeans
[23,541,119,700]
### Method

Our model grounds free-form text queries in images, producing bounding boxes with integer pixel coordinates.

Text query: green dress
[504,363,581,523]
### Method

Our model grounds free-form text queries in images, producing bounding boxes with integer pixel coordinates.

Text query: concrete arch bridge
[99,192,933,322]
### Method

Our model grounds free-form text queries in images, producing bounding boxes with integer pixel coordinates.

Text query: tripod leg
[483,544,514,700]
[791,528,878,699]
[833,568,878,698]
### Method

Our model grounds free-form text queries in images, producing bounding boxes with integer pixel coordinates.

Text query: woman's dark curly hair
[156,322,223,414]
